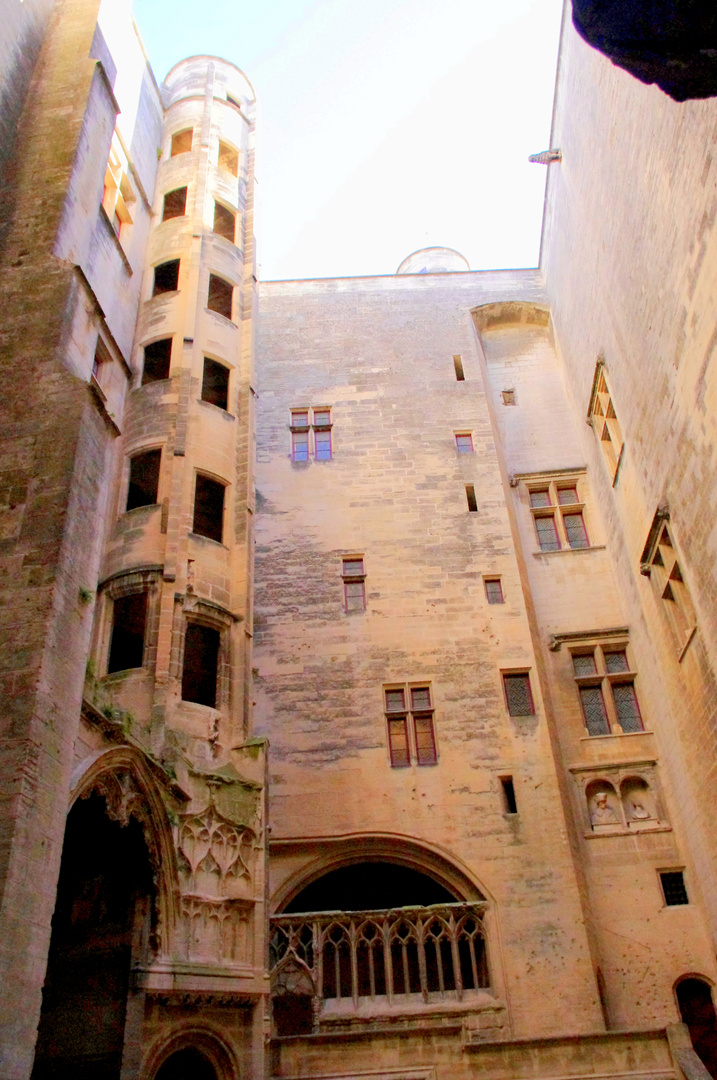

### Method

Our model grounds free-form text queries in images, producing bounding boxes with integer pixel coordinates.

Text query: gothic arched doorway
[677,977,717,1079]
[155,1047,218,1080]
[31,793,155,1080]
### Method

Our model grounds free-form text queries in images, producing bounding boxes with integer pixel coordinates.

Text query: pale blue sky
[132,0,564,280]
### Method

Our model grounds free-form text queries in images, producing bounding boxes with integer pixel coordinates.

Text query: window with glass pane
[604,650,629,673]
[455,434,473,453]
[343,559,364,577]
[388,717,410,766]
[612,683,643,732]
[484,578,504,604]
[414,716,437,765]
[572,653,597,676]
[385,689,406,712]
[292,430,308,461]
[291,411,309,427]
[563,511,589,548]
[557,486,579,505]
[344,580,365,612]
[315,428,332,460]
[530,489,551,508]
[503,673,535,716]
[579,685,610,735]
[410,687,431,711]
[535,515,561,551]
[313,409,330,427]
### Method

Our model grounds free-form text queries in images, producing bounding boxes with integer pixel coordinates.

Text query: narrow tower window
[484,578,504,604]
[201,358,230,410]
[453,355,465,381]
[108,592,147,673]
[342,557,366,613]
[162,187,187,221]
[218,141,239,175]
[193,475,225,543]
[153,260,180,295]
[207,274,233,320]
[213,203,236,242]
[465,485,478,512]
[181,623,220,707]
[170,128,193,156]
[142,339,172,384]
[126,450,161,511]
[502,673,535,717]
[500,776,518,814]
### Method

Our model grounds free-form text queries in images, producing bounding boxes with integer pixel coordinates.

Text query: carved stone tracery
[178,805,255,893]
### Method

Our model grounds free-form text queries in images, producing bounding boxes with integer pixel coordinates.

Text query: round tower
[96,56,257,761]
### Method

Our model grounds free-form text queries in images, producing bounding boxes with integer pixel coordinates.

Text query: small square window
[660,871,688,906]
[572,653,597,676]
[530,489,551,509]
[484,578,504,604]
[455,433,473,453]
[291,410,309,428]
[313,409,331,427]
[410,686,432,711]
[503,673,535,717]
[502,389,516,406]
[342,558,364,577]
[604,649,629,673]
[385,689,406,712]
[557,486,579,505]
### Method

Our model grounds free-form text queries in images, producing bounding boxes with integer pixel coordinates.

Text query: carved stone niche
[181,895,252,965]
[571,761,668,835]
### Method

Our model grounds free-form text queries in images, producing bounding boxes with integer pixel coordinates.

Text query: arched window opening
[32,794,154,1079]
[271,861,489,1035]
[155,1047,218,1080]
[677,978,717,1079]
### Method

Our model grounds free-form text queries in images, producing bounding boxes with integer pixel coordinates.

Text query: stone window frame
[454,431,474,453]
[640,505,697,660]
[341,556,366,614]
[550,627,650,739]
[125,446,163,513]
[484,577,504,604]
[384,683,438,768]
[516,468,594,555]
[569,759,669,838]
[101,130,136,246]
[96,566,163,679]
[587,357,624,486]
[172,594,238,715]
[501,670,536,718]
[290,407,333,462]
[170,127,194,157]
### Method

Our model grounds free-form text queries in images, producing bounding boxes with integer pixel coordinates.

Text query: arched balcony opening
[271,861,490,1036]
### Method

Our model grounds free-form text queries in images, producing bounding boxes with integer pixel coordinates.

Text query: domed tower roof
[396,246,470,275]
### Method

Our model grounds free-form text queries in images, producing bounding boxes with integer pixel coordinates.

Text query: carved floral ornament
[178,803,255,893]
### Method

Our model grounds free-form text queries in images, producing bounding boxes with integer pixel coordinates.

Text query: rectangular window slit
[500,776,517,814]
[466,484,478,512]
[193,475,225,543]
[453,355,465,381]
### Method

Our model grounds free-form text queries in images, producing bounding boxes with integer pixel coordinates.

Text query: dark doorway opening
[32,793,154,1080]
[155,1047,218,1080]
[677,978,717,1078]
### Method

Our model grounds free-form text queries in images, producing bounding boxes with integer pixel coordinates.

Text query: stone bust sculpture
[591,791,619,826]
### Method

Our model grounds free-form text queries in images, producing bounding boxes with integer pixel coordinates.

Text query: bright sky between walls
[132,0,564,280]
